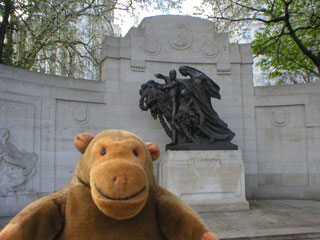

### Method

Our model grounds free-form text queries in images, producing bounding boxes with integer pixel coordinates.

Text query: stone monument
[139,66,249,212]
[99,15,251,213]
[104,15,319,202]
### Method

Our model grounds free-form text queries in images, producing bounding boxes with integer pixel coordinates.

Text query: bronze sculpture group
[139,66,237,150]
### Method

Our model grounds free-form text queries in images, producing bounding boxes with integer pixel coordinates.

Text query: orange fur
[202,232,219,240]
[74,132,94,153]
[146,142,160,161]
[0,224,23,240]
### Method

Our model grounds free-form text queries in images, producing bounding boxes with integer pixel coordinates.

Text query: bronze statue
[154,70,179,144]
[139,66,237,150]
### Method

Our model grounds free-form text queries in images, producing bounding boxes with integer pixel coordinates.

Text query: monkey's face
[74,130,160,220]
[89,137,150,220]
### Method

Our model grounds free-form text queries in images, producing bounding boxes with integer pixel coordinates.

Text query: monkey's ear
[146,142,160,161]
[74,133,94,154]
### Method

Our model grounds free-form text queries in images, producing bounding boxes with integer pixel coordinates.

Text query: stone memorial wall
[0,15,319,216]
[0,65,107,216]
[250,84,320,199]
[100,15,255,201]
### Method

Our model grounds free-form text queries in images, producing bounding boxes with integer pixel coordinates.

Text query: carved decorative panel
[255,105,308,186]
[201,41,219,59]
[0,128,37,196]
[270,108,290,127]
[73,104,90,125]
[168,24,193,50]
[144,36,161,56]
[55,100,106,190]
[0,97,39,196]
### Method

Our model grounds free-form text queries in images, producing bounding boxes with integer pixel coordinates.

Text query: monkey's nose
[113,176,128,192]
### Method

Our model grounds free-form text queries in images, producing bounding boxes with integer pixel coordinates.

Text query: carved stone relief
[144,36,161,56]
[168,24,193,50]
[271,108,289,127]
[73,104,90,125]
[0,128,37,196]
[201,41,219,59]
[217,69,231,75]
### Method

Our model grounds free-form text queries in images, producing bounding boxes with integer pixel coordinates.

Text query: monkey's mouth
[95,184,146,201]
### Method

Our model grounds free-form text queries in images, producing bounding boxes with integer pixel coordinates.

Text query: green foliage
[252,0,320,83]
[200,0,320,83]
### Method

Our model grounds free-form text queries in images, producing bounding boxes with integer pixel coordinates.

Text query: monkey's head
[73,130,160,220]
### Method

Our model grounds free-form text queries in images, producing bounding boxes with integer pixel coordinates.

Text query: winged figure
[178,66,235,143]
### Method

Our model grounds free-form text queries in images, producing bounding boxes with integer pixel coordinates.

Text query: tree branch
[252,26,287,57]
[283,1,320,73]
[285,55,318,75]
[209,15,286,24]
[232,1,272,14]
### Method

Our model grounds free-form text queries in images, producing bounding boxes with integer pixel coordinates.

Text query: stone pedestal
[160,150,249,213]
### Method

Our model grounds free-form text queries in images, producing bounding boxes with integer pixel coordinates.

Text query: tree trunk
[317,54,320,77]
[0,0,14,64]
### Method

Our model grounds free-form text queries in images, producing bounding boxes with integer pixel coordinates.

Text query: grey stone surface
[251,83,320,199]
[203,199,320,239]
[0,64,107,216]
[160,150,249,213]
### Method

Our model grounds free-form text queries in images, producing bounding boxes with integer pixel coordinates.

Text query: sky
[114,0,202,36]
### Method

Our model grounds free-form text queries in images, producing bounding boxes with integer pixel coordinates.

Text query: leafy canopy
[199,0,320,83]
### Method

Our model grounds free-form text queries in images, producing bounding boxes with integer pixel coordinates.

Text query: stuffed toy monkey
[0,130,218,240]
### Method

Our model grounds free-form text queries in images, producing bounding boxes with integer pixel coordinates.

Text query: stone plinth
[160,150,249,213]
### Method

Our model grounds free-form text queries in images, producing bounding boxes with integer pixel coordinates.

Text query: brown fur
[0,130,218,240]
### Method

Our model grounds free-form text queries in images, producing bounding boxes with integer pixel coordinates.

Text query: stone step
[221,232,320,240]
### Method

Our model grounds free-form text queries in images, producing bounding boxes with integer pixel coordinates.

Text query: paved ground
[1,199,320,239]
[202,200,320,240]
[0,217,11,232]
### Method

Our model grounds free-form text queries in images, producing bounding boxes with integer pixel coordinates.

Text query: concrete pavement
[1,199,320,239]
[202,200,320,240]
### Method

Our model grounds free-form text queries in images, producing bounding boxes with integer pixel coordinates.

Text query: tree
[198,0,320,83]
[0,0,114,79]
[0,0,180,79]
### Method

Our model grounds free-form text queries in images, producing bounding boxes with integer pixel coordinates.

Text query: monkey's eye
[100,148,106,156]
[133,149,139,157]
